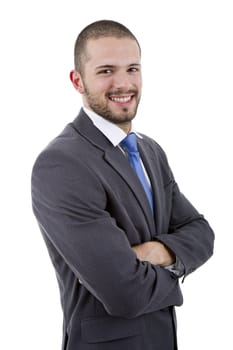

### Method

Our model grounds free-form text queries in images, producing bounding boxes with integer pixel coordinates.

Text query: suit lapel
[72,110,155,236]
[104,147,155,235]
[137,139,162,236]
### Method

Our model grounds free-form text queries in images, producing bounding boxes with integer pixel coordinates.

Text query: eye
[128,67,140,73]
[97,69,112,75]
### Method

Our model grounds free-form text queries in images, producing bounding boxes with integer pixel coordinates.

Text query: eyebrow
[95,63,141,71]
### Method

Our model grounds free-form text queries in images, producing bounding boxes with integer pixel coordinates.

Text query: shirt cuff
[164,257,185,277]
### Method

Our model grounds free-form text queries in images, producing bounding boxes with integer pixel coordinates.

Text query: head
[70,20,142,132]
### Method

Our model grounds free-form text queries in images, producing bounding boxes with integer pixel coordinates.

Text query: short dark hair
[74,20,141,74]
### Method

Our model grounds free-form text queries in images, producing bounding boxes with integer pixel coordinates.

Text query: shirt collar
[83,107,142,147]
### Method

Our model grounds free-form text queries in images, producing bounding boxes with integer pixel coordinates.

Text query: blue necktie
[121,133,154,211]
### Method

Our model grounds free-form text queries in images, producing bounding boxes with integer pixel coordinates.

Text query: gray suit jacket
[31,109,214,349]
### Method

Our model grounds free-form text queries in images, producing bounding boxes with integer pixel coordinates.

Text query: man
[31,20,214,350]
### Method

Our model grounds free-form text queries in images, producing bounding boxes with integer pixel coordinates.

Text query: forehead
[85,37,141,67]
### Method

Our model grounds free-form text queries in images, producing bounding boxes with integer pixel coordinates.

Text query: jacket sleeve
[31,148,183,319]
[153,145,215,280]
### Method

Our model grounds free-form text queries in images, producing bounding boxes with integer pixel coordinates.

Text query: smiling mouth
[109,95,134,103]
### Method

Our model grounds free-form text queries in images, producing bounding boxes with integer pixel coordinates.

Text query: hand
[132,241,175,267]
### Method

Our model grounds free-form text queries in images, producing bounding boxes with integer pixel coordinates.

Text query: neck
[117,121,132,134]
[83,105,132,135]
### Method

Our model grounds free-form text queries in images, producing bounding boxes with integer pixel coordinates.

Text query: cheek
[94,79,112,94]
[135,75,142,89]
[85,79,109,97]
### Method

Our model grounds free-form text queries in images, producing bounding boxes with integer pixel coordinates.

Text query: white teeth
[110,96,131,103]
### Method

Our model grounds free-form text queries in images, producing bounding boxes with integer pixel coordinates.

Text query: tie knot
[121,133,138,153]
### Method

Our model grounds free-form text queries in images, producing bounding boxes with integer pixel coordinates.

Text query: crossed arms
[32,145,214,319]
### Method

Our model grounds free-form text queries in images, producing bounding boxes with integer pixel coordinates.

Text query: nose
[112,70,132,90]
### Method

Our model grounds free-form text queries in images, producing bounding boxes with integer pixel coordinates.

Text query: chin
[112,114,136,124]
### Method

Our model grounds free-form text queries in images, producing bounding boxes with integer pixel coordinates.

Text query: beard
[83,83,140,125]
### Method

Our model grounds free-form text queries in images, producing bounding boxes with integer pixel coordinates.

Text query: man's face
[79,37,142,128]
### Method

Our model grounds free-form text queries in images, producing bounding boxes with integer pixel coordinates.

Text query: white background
[0,1,232,349]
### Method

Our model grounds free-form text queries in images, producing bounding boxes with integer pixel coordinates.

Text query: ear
[70,70,85,94]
